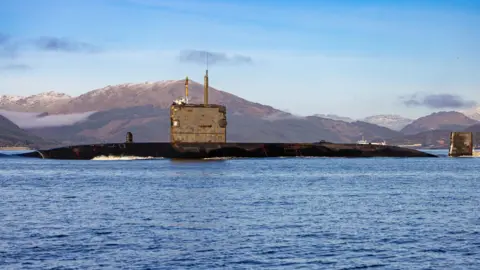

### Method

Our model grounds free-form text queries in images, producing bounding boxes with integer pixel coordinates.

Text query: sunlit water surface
[1,149,479,269]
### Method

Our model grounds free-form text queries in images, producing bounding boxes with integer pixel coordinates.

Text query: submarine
[18,70,437,160]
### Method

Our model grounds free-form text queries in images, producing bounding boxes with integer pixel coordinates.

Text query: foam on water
[91,155,160,161]
[203,157,237,160]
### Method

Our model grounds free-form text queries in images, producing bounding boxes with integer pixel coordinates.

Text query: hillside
[461,106,480,121]
[387,129,452,147]
[0,115,56,148]
[0,92,72,112]
[0,79,407,146]
[400,111,478,135]
[6,79,476,148]
[350,121,403,140]
[362,115,413,131]
[0,80,280,117]
[46,80,281,117]
[313,114,354,123]
[464,124,480,132]
[25,105,404,145]
[313,114,413,130]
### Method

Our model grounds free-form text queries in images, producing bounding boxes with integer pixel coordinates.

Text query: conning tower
[449,132,473,156]
[170,69,227,143]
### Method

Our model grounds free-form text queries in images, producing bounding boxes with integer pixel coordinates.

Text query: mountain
[0,115,56,148]
[313,114,354,123]
[464,123,480,132]
[388,122,480,148]
[462,106,480,121]
[464,125,480,146]
[0,92,72,112]
[387,129,452,147]
[1,79,410,146]
[350,121,403,140]
[47,80,281,117]
[362,114,413,131]
[400,111,478,135]
[25,105,404,145]
[313,114,414,131]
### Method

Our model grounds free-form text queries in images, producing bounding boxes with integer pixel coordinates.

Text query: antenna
[185,76,189,104]
[204,51,209,106]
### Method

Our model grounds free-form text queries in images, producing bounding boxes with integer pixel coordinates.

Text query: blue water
[1,150,479,269]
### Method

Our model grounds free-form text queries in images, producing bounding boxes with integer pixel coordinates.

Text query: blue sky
[0,0,479,119]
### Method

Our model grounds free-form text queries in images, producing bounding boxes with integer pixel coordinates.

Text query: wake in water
[91,155,162,161]
[203,157,236,160]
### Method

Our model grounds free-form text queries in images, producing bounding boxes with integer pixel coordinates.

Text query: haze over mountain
[0,109,95,129]
[0,115,55,147]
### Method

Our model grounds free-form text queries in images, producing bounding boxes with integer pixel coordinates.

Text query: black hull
[17,142,437,159]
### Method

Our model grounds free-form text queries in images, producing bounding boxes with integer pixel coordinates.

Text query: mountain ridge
[401,111,478,135]
[1,80,479,148]
[0,91,72,112]
[3,80,479,125]
[361,114,413,131]
[46,80,282,117]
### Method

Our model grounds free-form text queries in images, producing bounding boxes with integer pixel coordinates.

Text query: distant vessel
[356,136,368,144]
[371,140,387,146]
[356,136,386,145]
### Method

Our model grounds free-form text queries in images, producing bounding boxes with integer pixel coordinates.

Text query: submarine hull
[17,142,437,159]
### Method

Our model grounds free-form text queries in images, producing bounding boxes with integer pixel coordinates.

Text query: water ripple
[0,155,479,269]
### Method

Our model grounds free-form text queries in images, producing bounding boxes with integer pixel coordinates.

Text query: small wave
[203,157,236,160]
[91,155,161,161]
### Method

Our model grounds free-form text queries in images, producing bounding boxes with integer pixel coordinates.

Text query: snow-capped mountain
[82,80,177,98]
[0,95,23,103]
[461,106,480,121]
[0,80,282,117]
[313,114,355,122]
[0,91,72,112]
[315,114,413,130]
[362,114,413,131]
[48,80,282,117]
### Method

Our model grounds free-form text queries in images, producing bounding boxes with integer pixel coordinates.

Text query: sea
[0,149,479,269]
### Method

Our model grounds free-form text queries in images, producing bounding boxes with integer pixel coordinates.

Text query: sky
[0,0,479,119]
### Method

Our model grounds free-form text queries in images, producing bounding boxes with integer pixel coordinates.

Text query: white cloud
[0,109,96,128]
